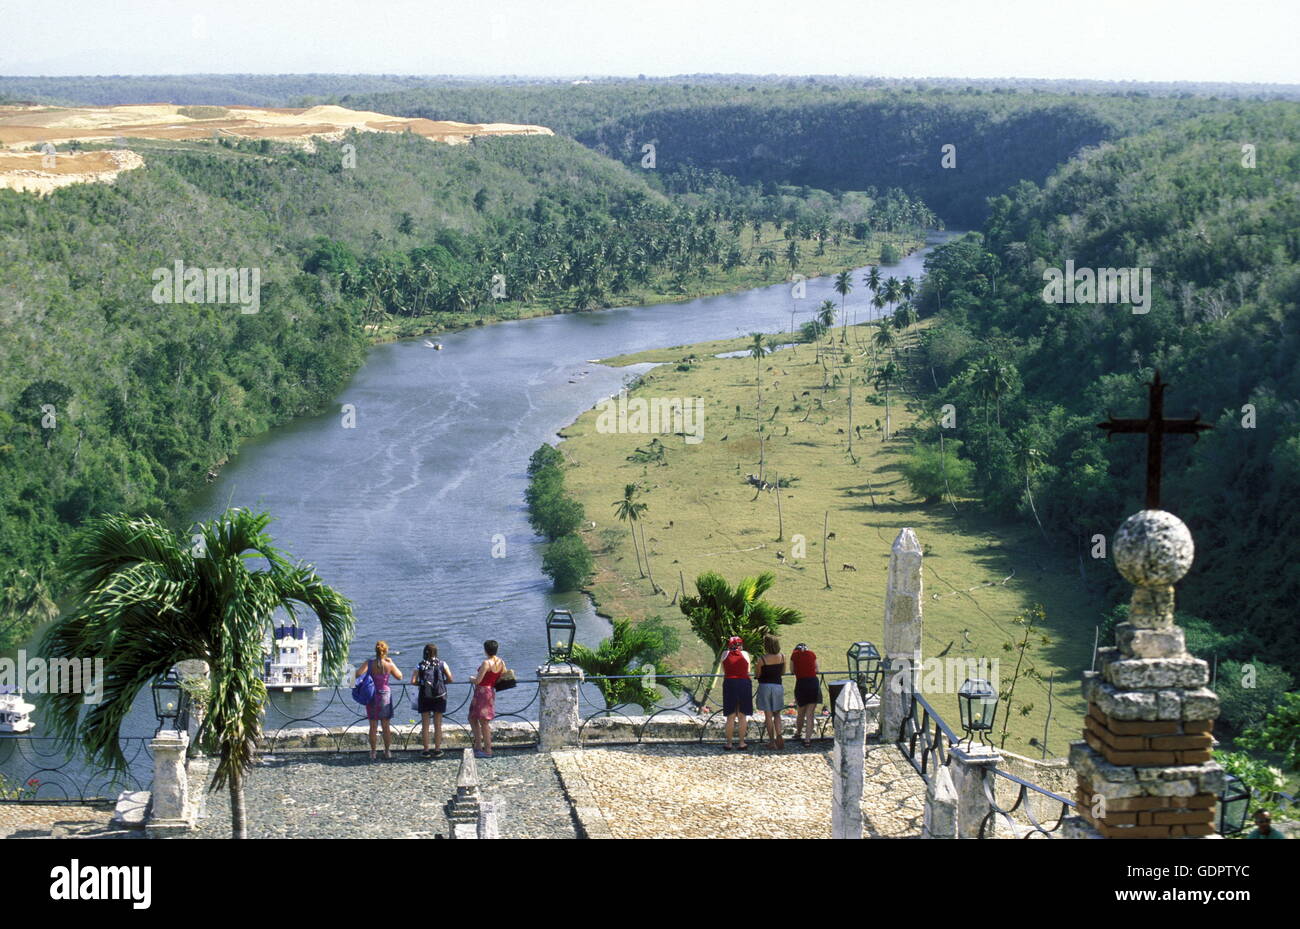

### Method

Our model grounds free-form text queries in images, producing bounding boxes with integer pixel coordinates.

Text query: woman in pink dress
[468,639,505,758]
[355,640,402,761]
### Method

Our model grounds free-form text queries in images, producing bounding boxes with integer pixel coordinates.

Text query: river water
[4,232,958,775]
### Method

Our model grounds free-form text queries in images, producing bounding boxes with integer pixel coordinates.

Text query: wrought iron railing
[892,687,1075,838]
[895,690,960,782]
[979,768,1075,838]
[575,670,864,745]
[0,737,153,803]
[261,680,540,752]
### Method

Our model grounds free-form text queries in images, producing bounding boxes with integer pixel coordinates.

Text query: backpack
[419,659,447,701]
[351,664,376,705]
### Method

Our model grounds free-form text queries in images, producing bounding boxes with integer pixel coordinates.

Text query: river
[5,231,959,766]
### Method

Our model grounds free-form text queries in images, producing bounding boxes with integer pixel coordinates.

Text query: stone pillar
[923,762,958,839]
[880,528,923,743]
[447,748,481,838]
[949,743,1001,838]
[1066,510,1223,839]
[832,681,865,839]
[537,662,584,752]
[146,729,192,834]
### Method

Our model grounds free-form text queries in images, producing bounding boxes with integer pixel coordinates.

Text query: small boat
[260,625,323,692]
[0,686,35,734]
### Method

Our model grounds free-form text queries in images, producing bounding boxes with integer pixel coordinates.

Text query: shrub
[1216,659,1295,734]
[901,439,973,503]
[542,534,593,592]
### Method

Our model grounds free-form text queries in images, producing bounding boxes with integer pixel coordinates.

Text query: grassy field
[558,321,1101,757]
[374,226,926,341]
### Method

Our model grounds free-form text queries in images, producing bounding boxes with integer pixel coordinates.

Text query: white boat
[0,686,35,734]
[260,625,323,692]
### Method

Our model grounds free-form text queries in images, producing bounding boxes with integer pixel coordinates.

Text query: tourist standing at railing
[790,642,821,748]
[469,640,506,759]
[754,634,786,751]
[721,636,753,751]
[413,643,453,759]
[356,640,402,761]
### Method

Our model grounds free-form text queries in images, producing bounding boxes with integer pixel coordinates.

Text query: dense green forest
[908,103,1300,697]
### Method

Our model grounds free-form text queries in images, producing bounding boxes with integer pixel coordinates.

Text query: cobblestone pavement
[554,741,924,839]
[0,801,121,838]
[184,748,579,839]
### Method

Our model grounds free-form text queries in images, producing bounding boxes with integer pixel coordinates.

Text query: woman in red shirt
[721,636,753,751]
[791,643,821,747]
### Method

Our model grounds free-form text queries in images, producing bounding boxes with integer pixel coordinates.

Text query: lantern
[957,678,998,746]
[846,641,882,697]
[1217,773,1252,836]
[546,608,576,663]
[151,667,189,733]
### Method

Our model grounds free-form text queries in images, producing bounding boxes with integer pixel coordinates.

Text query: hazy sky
[3,0,1297,84]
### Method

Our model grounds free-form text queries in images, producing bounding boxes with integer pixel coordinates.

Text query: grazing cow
[841,563,857,571]
[776,551,786,563]
[827,531,836,540]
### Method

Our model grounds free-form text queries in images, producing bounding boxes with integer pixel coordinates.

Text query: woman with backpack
[355,641,402,761]
[468,639,507,759]
[413,643,453,758]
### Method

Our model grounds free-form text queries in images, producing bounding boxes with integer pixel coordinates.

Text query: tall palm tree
[974,354,1014,426]
[679,571,802,701]
[882,276,903,318]
[1014,433,1048,538]
[749,331,767,414]
[785,240,801,271]
[834,270,853,343]
[611,484,647,579]
[43,510,355,839]
[872,361,900,440]
[757,249,777,277]
[864,265,882,299]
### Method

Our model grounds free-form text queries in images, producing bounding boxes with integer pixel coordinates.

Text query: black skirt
[417,695,447,715]
[794,677,822,707]
[722,677,753,716]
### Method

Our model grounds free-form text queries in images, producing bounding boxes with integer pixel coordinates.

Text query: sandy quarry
[0,103,553,194]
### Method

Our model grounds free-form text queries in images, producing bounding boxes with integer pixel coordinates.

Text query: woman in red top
[469,639,506,759]
[720,636,753,751]
[790,643,821,747]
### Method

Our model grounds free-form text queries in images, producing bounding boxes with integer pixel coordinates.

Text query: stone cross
[1065,509,1223,838]
[1096,370,1212,509]
[880,528,923,742]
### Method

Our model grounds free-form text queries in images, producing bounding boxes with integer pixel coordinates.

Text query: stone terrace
[555,742,923,839]
[181,750,580,839]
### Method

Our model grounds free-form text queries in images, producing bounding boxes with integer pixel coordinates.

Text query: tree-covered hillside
[910,102,1300,688]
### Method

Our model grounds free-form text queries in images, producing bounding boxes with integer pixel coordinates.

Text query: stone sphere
[1113,510,1194,587]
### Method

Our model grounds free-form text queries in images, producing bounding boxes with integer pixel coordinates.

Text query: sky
[2,0,1298,84]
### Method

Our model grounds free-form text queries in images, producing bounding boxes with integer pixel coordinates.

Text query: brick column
[1065,510,1222,839]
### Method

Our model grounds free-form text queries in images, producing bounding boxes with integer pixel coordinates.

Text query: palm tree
[872,361,900,440]
[757,249,777,277]
[882,276,902,317]
[873,322,896,356]
[749,331,767,414]
[611,484,647,579]
[785,240,801,271]
[834,270,853,343]
[900,276,916,303]
[569,618,683,709]
[43,509,355,839]
[974,354,1014,426]
[1014,433,1048,538]
[893,302,916,332]
[864,265,882,296]
[679,571,802,702]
